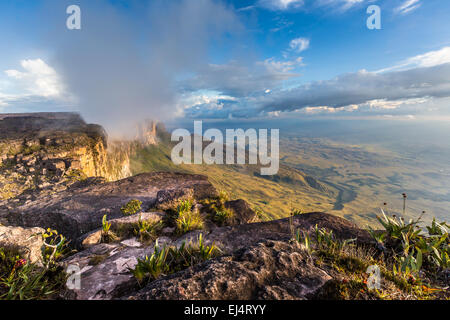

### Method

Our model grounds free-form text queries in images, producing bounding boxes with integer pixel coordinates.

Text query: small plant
[294,229,312,253]
[121,199,143,216]
[177,199,193,215]
[291,208,304,216]
[41,228,70,268]
[213,208,234,226]
[374,206,449,278]
[315,225,335,248]
[218,190,230,203]
[201,191,237,226]
[131,234,220,284]
[426,218,449,236]
[368,227,387,246]
[132,241,170,282]
[101,215,118,243]
[134,214,163,243]
[175,200,204,234]
[376,209,422,241]
[394,248,423,279]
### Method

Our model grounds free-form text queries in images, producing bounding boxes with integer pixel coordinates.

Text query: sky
[0,0,449,133]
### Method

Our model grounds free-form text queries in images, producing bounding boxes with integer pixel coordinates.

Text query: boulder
[127,240,332,300]
[224,199,257,224]
[0,225,45,264]
[156,188,194,210]
[78,212,165,248]
[62,237,172,300]
[6,172,217,241]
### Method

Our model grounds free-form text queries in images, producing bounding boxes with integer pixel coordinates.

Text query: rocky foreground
[0,169,373,300]
[0,113,448,300]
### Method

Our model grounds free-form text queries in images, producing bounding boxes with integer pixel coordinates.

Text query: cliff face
[0,113,131,201]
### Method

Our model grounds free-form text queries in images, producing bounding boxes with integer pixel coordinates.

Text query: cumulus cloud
[0,58,75,112]
[4,59,65,98]
[394,0,421,14]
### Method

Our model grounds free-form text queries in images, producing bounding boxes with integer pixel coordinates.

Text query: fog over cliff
[39,0,240,137]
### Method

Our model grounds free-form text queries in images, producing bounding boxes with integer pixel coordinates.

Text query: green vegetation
[0,229,70,300]
[291,208,304,216]
[131,234,220,284]
[121,199,143,216]
[293,212,449,300]
[0,246,66,300]
[41,228,71,268]
[133,214,164,243]
[373,210,449,275]
[201,191,235,226]
[175,199,204,234]
[129,143,336,222]
[101,215,118,243]
[66,169,87,182]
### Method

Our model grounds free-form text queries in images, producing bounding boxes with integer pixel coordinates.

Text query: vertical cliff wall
[0,113,132,200]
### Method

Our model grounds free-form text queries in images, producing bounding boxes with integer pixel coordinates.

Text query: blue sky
[0,0,449,131]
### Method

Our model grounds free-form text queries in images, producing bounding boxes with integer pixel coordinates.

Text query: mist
[39,0,241,137]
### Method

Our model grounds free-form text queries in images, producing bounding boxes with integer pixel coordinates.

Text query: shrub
[121,199,143,216]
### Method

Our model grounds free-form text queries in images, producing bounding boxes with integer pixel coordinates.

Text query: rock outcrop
[175,212,372,255]
[5,172,218,242]
[61,237,173,300]
[0,113,131,202]
[0,224,45,264]
[128,240,332,300]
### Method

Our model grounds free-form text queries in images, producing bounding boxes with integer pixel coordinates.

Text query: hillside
[130,141,339,222]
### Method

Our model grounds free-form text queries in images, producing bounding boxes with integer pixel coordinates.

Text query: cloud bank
[182,47,450,120]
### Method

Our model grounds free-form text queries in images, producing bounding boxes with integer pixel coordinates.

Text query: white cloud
[261,57,305,73]
[182,57,303,98]
[394,0,421,15]
[316,0,364,12]
[0,58,75,112]
[378,47,450,73]
[258,0,304,11]
[289,38,310,53]
[4,59,65,98]
[258,0,365,13]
